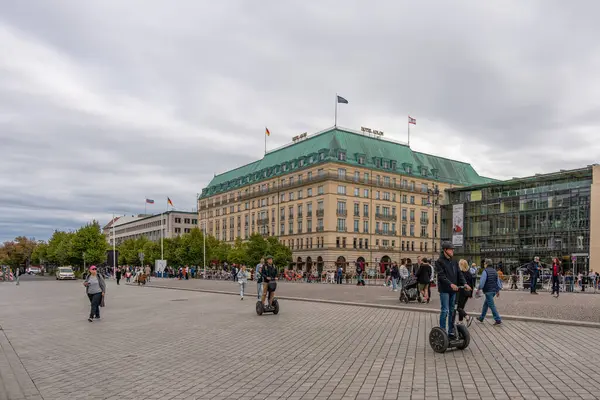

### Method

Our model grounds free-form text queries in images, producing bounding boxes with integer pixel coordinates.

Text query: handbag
[100,297,105,307]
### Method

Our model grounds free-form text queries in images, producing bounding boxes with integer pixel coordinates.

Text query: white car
[27,266,41,275]
[56,267,76,280]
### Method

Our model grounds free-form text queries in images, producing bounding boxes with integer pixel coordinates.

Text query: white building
[103,211,198,246]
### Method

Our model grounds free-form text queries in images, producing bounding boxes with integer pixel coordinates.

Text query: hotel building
[198,127,494,274]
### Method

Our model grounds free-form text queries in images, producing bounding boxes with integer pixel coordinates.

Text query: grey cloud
[1,1,599,241]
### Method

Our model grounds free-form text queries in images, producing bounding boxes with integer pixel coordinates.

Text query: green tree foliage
[71,221,107,266]
[0,236,37,268]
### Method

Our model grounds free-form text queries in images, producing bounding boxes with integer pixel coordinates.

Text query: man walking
[355,261,365,286]
[435,242,470,338]
[477,258,502,325]
[144,265,151,283]
[116,267,122,285]
[528,256,542,294]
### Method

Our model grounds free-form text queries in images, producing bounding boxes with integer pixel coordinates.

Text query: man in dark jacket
[476,258,502,325]
[528,257,541,294]
[355,262,365,286]
[435,242,470,337]
[260,256,278,307]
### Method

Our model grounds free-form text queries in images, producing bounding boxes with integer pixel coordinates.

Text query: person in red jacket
[551,258,562,297]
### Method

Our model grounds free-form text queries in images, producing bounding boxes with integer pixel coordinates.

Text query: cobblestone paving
[2,280,600,399]
[146,278,600,323]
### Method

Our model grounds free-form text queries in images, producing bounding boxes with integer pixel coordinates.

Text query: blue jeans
[439,292,456,335]
[391,278,397,290]
[480,292,501,322]
[530,273,538,292]
[257,282,263,299]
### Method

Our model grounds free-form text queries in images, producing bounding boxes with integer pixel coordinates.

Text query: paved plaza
[146,278,600,324]
[2,279,600,400]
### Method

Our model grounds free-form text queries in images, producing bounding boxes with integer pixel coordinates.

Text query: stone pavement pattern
[147,278,600,323]
[2,280,600,399]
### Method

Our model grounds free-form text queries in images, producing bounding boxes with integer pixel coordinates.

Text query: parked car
[56,267,75,280]
[27,266,41,275]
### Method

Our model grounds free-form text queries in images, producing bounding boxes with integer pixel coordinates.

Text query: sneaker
[494,320,502,326]
[240,297,243,300]
[88,318,93,323]
[466,316,474,327]
[477,317,484,323]
[95,316,101,320]
[393,289,398,292]
[448,333,457,340]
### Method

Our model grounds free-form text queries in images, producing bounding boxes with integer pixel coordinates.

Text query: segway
[429,286,471,353]
[256,281,279,316]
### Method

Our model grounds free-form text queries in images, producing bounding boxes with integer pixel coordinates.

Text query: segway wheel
[429,327,449,353]
[455,324,470,350]
[255,301,264,316]
[272,299,279,315]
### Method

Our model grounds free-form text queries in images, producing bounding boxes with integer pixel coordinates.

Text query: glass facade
[441,168,593,272]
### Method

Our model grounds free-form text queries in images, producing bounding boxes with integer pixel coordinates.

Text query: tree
[0,236,38,269]
[228,237,248,265]
[246,234,268,267]
[71,221,107,266]
[177,228,204,266]
[31,241,49,265]
[46,231,75,266]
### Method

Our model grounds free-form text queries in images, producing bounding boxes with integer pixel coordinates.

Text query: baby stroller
[399,275,421,303]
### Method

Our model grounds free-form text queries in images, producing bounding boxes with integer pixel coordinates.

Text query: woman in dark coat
[457,259,475,324]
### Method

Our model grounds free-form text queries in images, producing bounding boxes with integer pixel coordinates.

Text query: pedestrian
[237,265,248,300]
[551,258,561,297]
[416,258,432,302]
[384,264,391,287]
[337,266,343,284]
[457,259,475,325]
[435,242,470,338]
[590,270,597,293]
[390,262,400,292]
[428,260,434,303]
[399,260,409,291]
[476,258,502,325]
[406,258,414,276]
[510,269,518,289]
[528,256,541,294]
[116,268,122,285]
[355,261,365,286]
[255,258,264,299]
[83,266,106,323]
[144,265,151,283]
[15,267,20,286]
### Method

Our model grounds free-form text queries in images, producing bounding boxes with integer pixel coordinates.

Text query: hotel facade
[198,127,494,274]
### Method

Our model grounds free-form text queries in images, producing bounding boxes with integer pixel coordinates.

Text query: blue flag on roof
[337,95,348,104]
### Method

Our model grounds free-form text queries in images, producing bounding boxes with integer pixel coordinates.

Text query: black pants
[427,284,431,301]
[457,292,469,321]
[116,277,120,285]
[88,292,102,318]
[552,275,560,295]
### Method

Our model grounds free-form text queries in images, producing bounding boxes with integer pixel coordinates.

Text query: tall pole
[112,213,116,278]
[265,128,267,155]
[161,205,164,260]
[408,120,411,147]
[145,200,147,215]
[203,221,206,279]
[334,93,338,127]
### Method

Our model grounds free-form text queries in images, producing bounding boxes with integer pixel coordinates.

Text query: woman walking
[416,258,432,302]
[237,265,249,300]
[83,266,106,322]
[457,259,475,325]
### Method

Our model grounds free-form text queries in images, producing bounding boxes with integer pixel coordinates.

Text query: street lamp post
[427,188,441,262]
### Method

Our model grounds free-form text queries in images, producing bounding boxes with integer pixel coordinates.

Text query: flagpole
[112,213,116,278]
[408,118,411,147]
[145,199,147,215]
[161,201,164,260]
[265,127,267,155]
[203,221,206,279]
[334,93,338,127]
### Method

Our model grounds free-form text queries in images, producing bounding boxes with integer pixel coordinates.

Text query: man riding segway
[256,255,279,315]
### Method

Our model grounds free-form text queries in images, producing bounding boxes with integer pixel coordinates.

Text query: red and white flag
[408,116,416,125]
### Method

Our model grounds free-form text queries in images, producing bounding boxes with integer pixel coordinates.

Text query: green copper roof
[200,127,496,198]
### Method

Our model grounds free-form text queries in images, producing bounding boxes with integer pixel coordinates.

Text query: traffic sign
[571,255,577,263]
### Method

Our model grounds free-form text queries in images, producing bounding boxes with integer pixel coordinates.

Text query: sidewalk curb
[134,283,600,329]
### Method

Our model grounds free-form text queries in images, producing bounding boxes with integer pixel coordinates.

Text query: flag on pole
[146,198,155,204]
[337,95,349,104]
[408,116,416,125]
[265,127,270,136]
[167,198,174,207]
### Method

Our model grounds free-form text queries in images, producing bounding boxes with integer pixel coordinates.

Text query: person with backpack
[355,261,365,286]
[390,262,400,292]
[476,258,503,325]
[416,258,433,302]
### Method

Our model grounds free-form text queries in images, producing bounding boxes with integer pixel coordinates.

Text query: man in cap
[435,241,471,338]
[260,255,278,307]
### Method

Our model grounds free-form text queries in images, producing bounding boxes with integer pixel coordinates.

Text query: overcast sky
[2,1,599,242]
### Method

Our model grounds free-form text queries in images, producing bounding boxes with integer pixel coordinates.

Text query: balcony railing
[298,213,303,219]
[420,233,430,238]
[200,170,445,208]
[375,213,397,221]
[375,229,397,236]
[336,226,347,232]
[280,215,285,221]
[289,214,294,220]
[336,209,347,217]
[354,211,360,217]
[257,218,269,225]
[307,211,312,217]
[420,218,429,225]
[317,209,324,217]
[317,226,324,232]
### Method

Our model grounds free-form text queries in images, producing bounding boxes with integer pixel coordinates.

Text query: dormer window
[391,161,397,170]
[282,163,288,172]
[383,160,390,169]
[299,158,305,167]
[338,151,346,161]
[358,156,365,165]
[375,158,381,168]
[319,152,325,161]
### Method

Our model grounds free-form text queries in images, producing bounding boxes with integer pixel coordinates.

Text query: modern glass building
[441,165,600,273]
